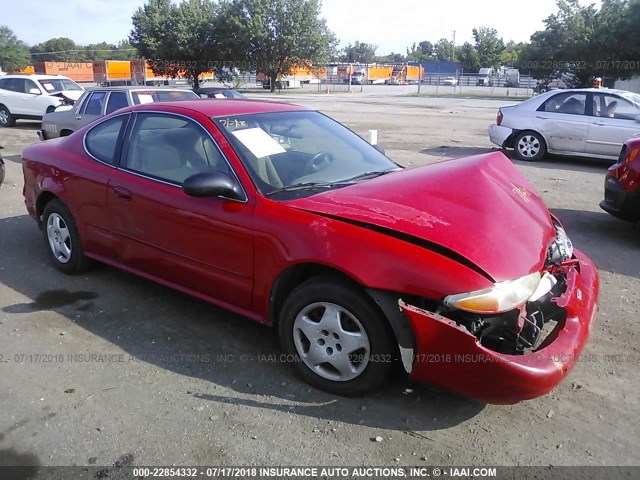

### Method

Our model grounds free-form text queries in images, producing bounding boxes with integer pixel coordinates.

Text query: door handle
[592,121,607,126]
[536,115,549,119]
[76,115,82,120]
[113,186,132,201]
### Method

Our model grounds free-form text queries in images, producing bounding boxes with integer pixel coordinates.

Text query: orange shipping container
[34,61,94,82]
[93,60,131,84]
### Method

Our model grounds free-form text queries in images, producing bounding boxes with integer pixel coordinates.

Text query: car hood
[54,91,83,102]
[286,152,555,282]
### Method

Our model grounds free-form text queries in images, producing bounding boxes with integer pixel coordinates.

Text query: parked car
[22,99,599,404]
[0,74,84,127]
[193,87,247,99]
[600,136,640,221]
[443,76,458,86]
[489,88,640,161]
[39,86,199,140]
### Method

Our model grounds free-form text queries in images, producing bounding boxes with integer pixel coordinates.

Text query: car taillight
[497,110,503,126]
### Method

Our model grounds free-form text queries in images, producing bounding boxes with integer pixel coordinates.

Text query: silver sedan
[38,86,199,140]
[489,88,640,161]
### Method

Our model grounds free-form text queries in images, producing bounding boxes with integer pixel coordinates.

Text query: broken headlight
[443,271,541,315]
[547,225,573,265]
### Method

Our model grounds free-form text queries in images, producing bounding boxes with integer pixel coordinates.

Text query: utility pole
[452,30,456,62]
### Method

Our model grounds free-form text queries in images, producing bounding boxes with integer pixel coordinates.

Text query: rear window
[131,91,198,104]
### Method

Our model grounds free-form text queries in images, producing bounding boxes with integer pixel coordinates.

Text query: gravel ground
[0,90,638,473]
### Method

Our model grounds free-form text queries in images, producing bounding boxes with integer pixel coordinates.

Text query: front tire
[0,105,15,128]
[42,200,92,274]
[279,278,394,396]
[514,131,546,161]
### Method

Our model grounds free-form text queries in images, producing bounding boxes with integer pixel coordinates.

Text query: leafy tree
[456,42,480,71]
[340,41,377,63]
[130,0,223,89]
[434,39,455,61]
[472,27,505,68]
[0,26,31,72]
[406,41,434,61]
[222,0,337,92]
[500,41,525,68]
[30,37,82,62]
[522,0,598,86]
[374,52,406,63]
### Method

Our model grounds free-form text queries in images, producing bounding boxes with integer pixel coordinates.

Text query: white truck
[476,67,495,86]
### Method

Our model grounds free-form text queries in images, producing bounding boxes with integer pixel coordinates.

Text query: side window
[0,79,7,90]
[83,91,107,115]
[124,113,228,185]
[24,80,39,94]
[85,115,128,165]
[540,92,587,115]
[592,94,640,120]
[105,91,128,114]
[4,78,25,93]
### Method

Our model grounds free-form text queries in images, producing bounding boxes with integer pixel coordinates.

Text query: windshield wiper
[335,170,396,183]
[265,182,336,197]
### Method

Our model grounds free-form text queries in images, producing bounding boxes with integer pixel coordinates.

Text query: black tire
[513,130,547,161]
[0,105,15,128]
[41,199,93,274]
[278,277,394,396]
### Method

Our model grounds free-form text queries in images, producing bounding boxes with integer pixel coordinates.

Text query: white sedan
[443,77,458,86]
[489,88,640,161]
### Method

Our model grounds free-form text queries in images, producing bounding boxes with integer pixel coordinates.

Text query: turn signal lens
[444,272,542,314]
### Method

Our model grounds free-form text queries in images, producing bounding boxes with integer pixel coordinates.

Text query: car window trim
[119,110,248,203]
[82,112,132,168]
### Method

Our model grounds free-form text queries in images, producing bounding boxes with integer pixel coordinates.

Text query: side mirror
[28,88,41,95]
[183,171,243,200]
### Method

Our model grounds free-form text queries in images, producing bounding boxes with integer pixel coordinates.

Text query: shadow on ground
[0,214,484,433]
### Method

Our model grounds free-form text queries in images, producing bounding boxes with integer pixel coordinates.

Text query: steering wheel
[303,151,334,174]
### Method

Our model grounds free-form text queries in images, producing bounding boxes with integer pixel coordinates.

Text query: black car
[193,87,247,99]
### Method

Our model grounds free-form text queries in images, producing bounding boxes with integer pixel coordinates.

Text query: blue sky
[3,0,601,55]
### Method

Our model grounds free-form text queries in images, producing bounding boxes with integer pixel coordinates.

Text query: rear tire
[278,277,394,396]
[0,105,15,128]
[42,199,93,274]
[514,131,546,161]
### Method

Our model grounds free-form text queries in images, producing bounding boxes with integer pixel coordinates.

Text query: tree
[523,0,598,86]
[30,37,82,62]
[472,27,505,68]
[456,42,480,71]
[434,38,455,61]
[339,41,377,63]
[406,41,434,61]
[374,52,406,63]
[130,0,223,89]
[500,41,525,68]
[0,26,31,72]
[222,0,337,92]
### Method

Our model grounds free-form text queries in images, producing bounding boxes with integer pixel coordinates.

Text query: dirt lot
[0,90,639,473]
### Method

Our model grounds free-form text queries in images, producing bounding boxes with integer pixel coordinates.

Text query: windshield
[214,110,400,197]
[38,78,83,93]
[132,90,198,104]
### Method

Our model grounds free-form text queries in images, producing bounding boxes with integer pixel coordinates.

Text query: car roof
[87,86,196,92]
[121,98,307,117]
[2,74,71,80]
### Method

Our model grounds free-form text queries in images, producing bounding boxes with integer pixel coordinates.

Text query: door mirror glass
[183,172,243,199]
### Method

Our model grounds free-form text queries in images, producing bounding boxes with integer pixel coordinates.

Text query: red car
[601,136,640,221]
[22,99,599,404]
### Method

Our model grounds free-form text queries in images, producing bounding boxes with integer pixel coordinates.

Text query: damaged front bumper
[401,249,599,404]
